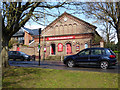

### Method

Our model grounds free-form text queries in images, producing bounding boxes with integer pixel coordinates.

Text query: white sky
[24,24,44,30]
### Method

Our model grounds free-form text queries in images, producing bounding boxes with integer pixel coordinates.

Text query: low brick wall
[9,44,37,56]
[20,46,35,56]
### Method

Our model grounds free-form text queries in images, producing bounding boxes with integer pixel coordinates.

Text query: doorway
[50,44,56,55]
[66,43,72,54]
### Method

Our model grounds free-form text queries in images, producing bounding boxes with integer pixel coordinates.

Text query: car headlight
[64,56,68,60]
[24,55,28,57]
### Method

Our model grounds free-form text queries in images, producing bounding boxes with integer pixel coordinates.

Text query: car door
[15,51,21,59]
[10,51,17,60]
[76,49,90,65]
[89,49,102,65]
[8,51,14,59]
[13,51,17,59]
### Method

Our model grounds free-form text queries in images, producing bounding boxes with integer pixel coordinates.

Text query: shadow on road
[8,60,119,73]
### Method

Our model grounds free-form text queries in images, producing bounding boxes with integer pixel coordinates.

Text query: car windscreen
[8,51,13,55]
[8,51,18,55]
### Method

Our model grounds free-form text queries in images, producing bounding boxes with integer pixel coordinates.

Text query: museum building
[24,12,103,59]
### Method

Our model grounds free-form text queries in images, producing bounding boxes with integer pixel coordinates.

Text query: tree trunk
[117,28,120,61]
[117,18,120,61]
[1,46,9,68]
[1,39,9,68]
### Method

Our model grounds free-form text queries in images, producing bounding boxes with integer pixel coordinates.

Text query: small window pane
[9,51,13,55]
[79,50,90,55]
[91,49,102,55]
[102,50,106,55]
[85,43,88,49]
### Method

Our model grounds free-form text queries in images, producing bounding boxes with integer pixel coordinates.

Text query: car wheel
[67,60,75,67]
[27,59,30,61]
[21,57,24,61]
[13,58,16,61]
[100,61,109,69]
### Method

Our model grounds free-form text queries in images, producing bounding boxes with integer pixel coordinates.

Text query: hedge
[113,51,120,53]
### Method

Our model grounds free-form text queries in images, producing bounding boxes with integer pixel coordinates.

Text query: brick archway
[66,43,72,55]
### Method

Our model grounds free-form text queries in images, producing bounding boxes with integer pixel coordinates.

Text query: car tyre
[67,60,75,67]
[13,58,16,61]
[27,59,30,61]
[100,61,109,69]
[21,57,24,61]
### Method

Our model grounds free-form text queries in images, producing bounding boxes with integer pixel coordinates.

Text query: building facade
[29,12,103,59]
[14,12,104,60]
[12,29,24,44]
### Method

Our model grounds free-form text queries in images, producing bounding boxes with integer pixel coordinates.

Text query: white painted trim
[29,40,35,45]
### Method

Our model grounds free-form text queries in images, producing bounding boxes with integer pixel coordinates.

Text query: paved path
[9,60,120,74]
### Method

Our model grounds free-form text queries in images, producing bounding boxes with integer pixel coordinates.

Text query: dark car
[63,48,117,69]
[8,51,31,61]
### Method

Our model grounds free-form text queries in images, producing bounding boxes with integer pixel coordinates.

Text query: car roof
[8,51,18,52]
[9,51,22,52]
[85,47,108,50]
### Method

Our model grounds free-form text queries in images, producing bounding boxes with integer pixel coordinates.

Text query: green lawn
[3,66,118,88]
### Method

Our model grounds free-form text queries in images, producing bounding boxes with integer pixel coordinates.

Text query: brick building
[12,29,24,44]
[23,12,103,60]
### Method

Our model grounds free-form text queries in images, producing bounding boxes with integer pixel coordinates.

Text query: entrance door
[66,43,72,55]
[50,44,55,55]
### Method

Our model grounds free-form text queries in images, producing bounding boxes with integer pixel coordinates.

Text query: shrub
[8,38,18,49]
[113,51,120,53]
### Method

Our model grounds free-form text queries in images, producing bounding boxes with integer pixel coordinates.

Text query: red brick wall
[24,31,33,45]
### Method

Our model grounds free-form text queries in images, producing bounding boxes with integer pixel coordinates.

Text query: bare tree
[72,2,120,60]
[1,2,65,67]
[101,22,116,43]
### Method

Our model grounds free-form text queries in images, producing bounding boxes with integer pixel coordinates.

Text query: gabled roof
[32,29,39,36]
[22,12,98,37]
[13,29,24,37]
[42,12,97,34]
[23,27,39,36]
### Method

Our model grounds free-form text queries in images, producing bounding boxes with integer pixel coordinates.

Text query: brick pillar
[100,40,104,47]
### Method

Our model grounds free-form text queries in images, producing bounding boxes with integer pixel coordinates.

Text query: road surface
[9,60,120,73]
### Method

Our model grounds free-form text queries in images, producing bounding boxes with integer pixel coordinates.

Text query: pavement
[8,60,120,74]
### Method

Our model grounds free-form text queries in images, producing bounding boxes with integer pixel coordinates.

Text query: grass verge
[3,66,118,88]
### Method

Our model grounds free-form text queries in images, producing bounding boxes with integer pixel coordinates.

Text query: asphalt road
[8,60,120,73]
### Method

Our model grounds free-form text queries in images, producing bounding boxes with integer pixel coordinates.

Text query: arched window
[49,28,53,35]
[68,24,72,34]
[66,43,72,55]
[64,24,67,34]
[85,43,88,49]
[51,26,55,35]
[60,25,63,35]
[55,25,59,35]
[73,23,77,34]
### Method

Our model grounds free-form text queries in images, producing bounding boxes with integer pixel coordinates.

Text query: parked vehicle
[8,51,31,61]
[63,48,117,69]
